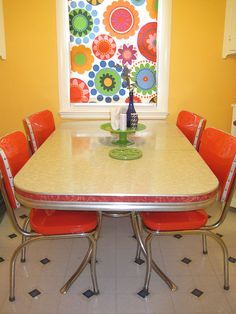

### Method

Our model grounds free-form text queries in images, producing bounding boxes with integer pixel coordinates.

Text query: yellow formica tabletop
[14,120,219,212]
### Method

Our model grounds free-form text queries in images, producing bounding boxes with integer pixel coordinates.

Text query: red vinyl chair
[176,110,206,150]
[0,131,101,301]
[138,128,236,297]
[23,110,55,153]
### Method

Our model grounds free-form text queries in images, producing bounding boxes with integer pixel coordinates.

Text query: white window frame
[57,0,172,120]
[0,0,6,60]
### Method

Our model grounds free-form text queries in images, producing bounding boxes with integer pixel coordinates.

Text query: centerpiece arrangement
[100,64,146,160]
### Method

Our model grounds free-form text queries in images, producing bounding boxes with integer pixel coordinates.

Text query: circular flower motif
[92,34,116,60]
[86,0,104,5]
[95,69,121,96]
[88,60,126,102]
[70,78,90,103]
[103,0,140,39]
[118,44,137,65]
[146,0,158,19]
[71,45,94,74]
[131,0,145,6]
[69,4,100,45]
[137,22,157,62]
[131,61,156,96]
[69,9,93,37]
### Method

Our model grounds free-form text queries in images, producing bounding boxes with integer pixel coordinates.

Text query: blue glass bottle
[126,91,136,128]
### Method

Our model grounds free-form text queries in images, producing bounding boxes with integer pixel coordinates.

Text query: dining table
[14,119,219,292]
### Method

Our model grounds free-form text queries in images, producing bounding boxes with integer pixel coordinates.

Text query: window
[0,0,6,60]
[57,0,172,119]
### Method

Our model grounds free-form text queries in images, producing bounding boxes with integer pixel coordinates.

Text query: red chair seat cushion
[30,209,98,235]
[141,210,208,231]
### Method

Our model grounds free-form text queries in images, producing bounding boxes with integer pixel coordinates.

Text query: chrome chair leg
[60,240,93,294]
[135,243,142,261]
[21,218,30,262]
[202,234,208,254]
[9,237,42,301]
[134,214,143,261]
[131,212,177,291]
[89,235,99,295]
[143,233,153,292]
[207,231,229,290]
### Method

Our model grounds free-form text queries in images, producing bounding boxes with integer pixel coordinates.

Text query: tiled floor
[0,205,236,314]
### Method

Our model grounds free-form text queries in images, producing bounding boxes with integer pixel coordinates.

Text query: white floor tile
[1,211,236,314]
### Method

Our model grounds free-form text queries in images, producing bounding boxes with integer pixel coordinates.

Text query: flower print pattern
[137,22,157,62]
[146,0,158,19]
[131,61,156,97]
[71,45,94,74]
[131,0,145,6]
[69,2,100,45]
[92,35,116,60]
[86,0,104,5]
[70,78,90,103]
[125,95,142,103]
[118,44,137,65]
[103,0,140,39]
[68,0,158,104]
[146,33,157,53]
[88,60,126,102]
[69,9,93,37]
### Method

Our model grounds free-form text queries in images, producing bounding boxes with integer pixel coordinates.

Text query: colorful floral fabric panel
[69,0,158,104]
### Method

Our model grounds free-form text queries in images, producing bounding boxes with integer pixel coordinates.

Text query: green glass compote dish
[100,122,146,146]
[100,122,146,160]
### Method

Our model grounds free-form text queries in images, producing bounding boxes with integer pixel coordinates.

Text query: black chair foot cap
[203,251,208,255]
[83,289,96,298]
[137,289,149,298]
[9,297,15,302]
[21,258,26,263]
[135,258,145,265]
[224,285,230,290]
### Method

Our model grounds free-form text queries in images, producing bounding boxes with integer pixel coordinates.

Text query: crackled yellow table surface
[14,120,219,212]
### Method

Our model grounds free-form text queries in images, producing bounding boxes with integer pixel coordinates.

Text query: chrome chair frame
[139,174,236,296]
[0,172,101,301]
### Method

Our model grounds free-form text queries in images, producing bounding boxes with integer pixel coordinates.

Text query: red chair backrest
[176,110,206,150]
[0,131,30,209]
[199,128,236,202]
[23,110,55,153]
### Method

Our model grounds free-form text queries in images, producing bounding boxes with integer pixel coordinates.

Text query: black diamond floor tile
[8,233,17,239]
[216,233,223,237]
[0,257,5,263]
[19,214,28,219]
[40,258,50,265]
[134,258,145,265]
[229,256,236,263]
[137,289,150,298]
[208,215,212,219]
[29,289,41,298]
[181,257,192,264]
[191,288,203,297]
[174,234,183,239]
[83,289,95,298]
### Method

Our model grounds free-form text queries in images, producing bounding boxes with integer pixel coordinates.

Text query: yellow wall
[0,0,59,136]
[0,0,236,136]
[168,0,236,130]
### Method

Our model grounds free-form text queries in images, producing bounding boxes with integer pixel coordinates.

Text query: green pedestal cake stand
[100,122,146,160]
[100,122,146,146]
